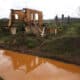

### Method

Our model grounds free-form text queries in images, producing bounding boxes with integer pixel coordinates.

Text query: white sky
[0,0,80,19]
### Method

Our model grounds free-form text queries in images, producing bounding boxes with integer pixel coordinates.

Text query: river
[0,49,80,80]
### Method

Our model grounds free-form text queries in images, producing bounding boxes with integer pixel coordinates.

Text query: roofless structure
[8,8,43,35]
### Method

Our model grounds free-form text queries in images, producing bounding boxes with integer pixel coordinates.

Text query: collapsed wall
[8,8,43,35]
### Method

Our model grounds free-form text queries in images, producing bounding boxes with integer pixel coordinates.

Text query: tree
[55,15,59,27]
[67,16,71,24]
[61,14,65,25]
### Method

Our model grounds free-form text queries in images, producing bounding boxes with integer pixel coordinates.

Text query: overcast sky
[0,0,80,19]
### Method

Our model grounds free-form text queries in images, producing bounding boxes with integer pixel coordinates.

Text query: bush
[26,38,39,48]
[41,36,80,56]
[3,32,41,49]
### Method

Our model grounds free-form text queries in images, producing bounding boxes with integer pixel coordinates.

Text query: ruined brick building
[8,8,43,35]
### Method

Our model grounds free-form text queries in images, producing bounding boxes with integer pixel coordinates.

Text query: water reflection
[0,49,80,80]
[26,62,80,80]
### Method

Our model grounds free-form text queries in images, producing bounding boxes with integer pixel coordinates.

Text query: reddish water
[4,50,80,73]
[0,50,80,80]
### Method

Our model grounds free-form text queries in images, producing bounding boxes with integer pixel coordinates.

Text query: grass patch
[41,36,80,57]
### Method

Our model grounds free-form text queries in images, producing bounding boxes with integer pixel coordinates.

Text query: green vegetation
[41,37,80,56]
[0,18,80,65]
[0,32,43,50]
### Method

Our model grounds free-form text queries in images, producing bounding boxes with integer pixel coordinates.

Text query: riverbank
[0,45,80,66]
[0,33,80,66]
